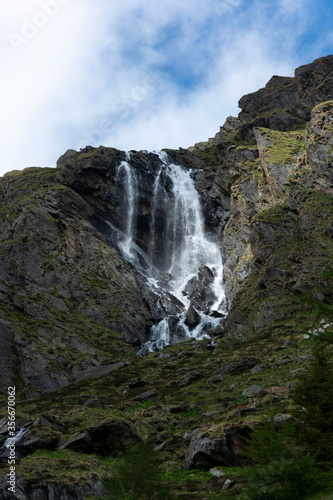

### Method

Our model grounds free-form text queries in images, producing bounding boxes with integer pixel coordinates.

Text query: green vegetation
[101,442,173,500]
[257,128,306,165]
[241,418,327,500]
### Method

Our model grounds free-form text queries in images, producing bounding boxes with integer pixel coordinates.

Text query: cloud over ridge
[0,0,332,175]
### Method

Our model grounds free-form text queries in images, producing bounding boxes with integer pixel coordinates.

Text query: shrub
[242,418,327,500]
[243,455,325,500]
[102,442,173,500]
[292,348,333,464]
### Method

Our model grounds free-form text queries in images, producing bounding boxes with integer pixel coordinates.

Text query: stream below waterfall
[108,151,226,352]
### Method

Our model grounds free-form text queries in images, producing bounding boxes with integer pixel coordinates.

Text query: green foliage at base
[241,419,328,500]
[101,442,173,500]
[243,455,326,500]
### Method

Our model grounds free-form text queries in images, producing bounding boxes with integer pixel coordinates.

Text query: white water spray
[112,152,226,351]
[115,160,138,260]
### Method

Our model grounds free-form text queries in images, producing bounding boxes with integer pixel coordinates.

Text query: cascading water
[111,151,226,351]
[0,427,28,461]
[115,160,138,260]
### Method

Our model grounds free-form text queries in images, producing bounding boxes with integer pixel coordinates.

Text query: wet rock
[184,265,217,310]
[204,340,218,351]
[185,306,201,330]
[207,325,224,337]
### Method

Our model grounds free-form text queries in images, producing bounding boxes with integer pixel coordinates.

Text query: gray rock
[58,420,141,457]
[0,473,103,499]
[32,416,65,433]
[222,479,236,490]
[250,364,264,374]
[185,306,201,330]
[299,355,315,362]
[58,431,91,452]
[209,467,225,478]
[74,361,128,383]
[242,385,263,397]
[133,388,157,402]
[210,374,224,383]
[186,426,250,469]
[82,398,103,408]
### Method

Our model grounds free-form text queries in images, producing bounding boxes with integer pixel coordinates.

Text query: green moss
[8,449,109,487]
[257,128,306,165]
[64,146,119,165]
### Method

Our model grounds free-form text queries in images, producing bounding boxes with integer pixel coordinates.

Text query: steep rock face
[0,147,219,396]
[0,159,154,396]
[305,100,333,194]
[191,55,333,338]
[0,55,332,402]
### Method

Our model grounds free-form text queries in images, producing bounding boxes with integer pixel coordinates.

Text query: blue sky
[0,0,332,175]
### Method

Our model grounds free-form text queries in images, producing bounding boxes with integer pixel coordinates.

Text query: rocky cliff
[0,55,332,499]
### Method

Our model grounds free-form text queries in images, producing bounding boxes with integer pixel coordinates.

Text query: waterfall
[111,152,226,351]
[0,427,28,461]
[115,159,138,260]
[148,164,163,268]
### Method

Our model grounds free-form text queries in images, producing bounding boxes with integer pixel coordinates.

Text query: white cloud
[0,0,327,176]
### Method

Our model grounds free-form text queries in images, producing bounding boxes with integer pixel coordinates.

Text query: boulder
[58,431,91,453]
[242,385,263,398]
[186,426,250,469]
[133,388,158,403]
[185,306,201,330]
[58,419,142,457]
[184,265,217,310]
[213,357,261,375]
[82,398,103,408]
[0,473,102,500]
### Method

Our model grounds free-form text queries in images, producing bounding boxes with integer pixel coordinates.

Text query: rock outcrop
[191,55,333,340]
[186,425,250,468]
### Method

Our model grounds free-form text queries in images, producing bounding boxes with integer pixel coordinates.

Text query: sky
[0,0,332,176]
